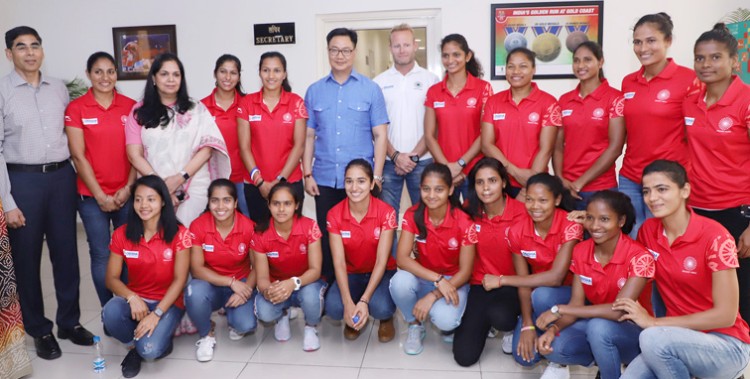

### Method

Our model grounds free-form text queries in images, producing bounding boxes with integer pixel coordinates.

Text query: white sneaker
[487,327,499,338]
[540,363,570,379]
[289,307,299,320]
[303,325,320,352]
[501,332,513,355]
[274,312,291,342]
[195,335,216,362]
[403,324,426,355]
[228,327,246,341]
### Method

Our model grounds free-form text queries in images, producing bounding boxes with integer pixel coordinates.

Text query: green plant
[65,77,88,101]
[722,8,750,23]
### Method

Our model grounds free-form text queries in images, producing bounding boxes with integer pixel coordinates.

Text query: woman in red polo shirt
[389,163,477,355]
[620,13,698,237]
[324,159,397,342]
[185,179,256,362]
[201,55,248,216]
[102,175,191,378]
[252,182,325,352]
[65,51,136,307]
[614,160,750,378]
[237,51,307,224]
[481,47,561,200]
[483,173,582,377]
[684,24,750,324]
[424,34,492,200]
[553,42,625,210]
[535,190,654,379]
[453,157,527,367]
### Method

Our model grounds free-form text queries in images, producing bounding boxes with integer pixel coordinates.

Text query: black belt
[7,159,70,173]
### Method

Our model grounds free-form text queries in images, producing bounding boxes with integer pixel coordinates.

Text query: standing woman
[201,55,249,216]
[684,23,750,324]
[620,12,698,237]
[482,173,582,378]
[481,47,561,199]
[185,179,257,362]
[237,51,307,224]
[102,176,192,378]
[65,51,136,306]
[424,34,493,200]
[553,42,625,210]
[615,160,750,379]
[125,53,230,226]
[325,159,397,342]
[535,191,654,379]
[453,157,527,367]
[252,182,326,352]
[389,163,477,355]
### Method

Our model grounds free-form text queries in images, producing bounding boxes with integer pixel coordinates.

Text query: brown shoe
[378,318,395,343]
[344,325,361,340]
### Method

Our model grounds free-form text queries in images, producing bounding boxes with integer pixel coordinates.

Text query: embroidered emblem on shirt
[528,112,540,123]
[717,117,733,132]
[238,243,246,254]
[656,89,670,102]
[283,113,293,123]
[467,97,477,107]
[448,237,459,249]
[682,256,697,273]
[163,248,174,261]
[373,227,381,240]
[617,277,627,289]
[592,108,605,118]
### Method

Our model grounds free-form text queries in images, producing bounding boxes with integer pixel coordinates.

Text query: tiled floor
[23,225,750,378]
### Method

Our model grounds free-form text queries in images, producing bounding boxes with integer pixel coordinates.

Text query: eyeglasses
[328,48,354,58]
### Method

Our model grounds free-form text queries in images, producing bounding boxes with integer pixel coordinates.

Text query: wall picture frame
[112,24,177,80]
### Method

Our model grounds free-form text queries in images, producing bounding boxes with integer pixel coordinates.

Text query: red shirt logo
[528,112,540,123]
[121,115,128,124]
[617,277,626,289]
[448,237,459,249]
[283,113,293,123]
[163,248,174,261]
[373,227,381,240]
[299,244,307,253]
[717,117,733,132]
[496,10,507,23]
[683,256,697,272]
[592,108,605,118]
[656,89,671,102]
[467,97,478,107]
[238,243,247,254]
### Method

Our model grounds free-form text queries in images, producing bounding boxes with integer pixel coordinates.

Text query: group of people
[0,9,749,379]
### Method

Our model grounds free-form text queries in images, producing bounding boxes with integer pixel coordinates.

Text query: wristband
[250,168,260,181]
[391,151,400,161]
[126,294,137,304]
[358,298,369,305]
[374,175,384,183]
[180,170,190,181]
[304,173,312,179]
[229,276,235,287]
[255,178,265,187]
[520,326,536,332]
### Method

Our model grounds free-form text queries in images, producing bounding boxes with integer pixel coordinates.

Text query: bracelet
[358,298,369,305]
[391,151,400,161]
[255,178,265,187]
[304,173,312,179]
[250,168,260,181]
[229,276,235,287]
[433,274,444,288]
[373,175,384,183]
[548,323,560,331]
[520,326,536,332]
[126,294,137,304]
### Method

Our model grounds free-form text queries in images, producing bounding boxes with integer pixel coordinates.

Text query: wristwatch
[291,276,302,291]
[457,158,467,168]
[153,307,164,318]
[374,175,384,183]
[276,175,287,182]
[550,305,561,319]
[433,275,444,288]
[180,170,190,181]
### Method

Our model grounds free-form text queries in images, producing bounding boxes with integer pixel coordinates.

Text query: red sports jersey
[470,197,528,285]
[401,205,478,276]
[482,83,562,187]
[236,90,307,184]
[251,216,321,282]
[326,197,398,273]
[637,209,750,343]
[190,211,255,280]
[684,76,750,209]
[425,74,492,174]
[558,80,624,191]
[620,59,699,183]
[110,225,193,308]
[201,90,244,183]
[65,89,135,197]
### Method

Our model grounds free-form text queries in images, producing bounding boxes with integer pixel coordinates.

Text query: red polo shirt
[425,73,493,174]
[327,197,398,273]
[570,233,654,311]
[637,209,750,343]
[470,197,528,285]
[506,208,583,285]
[236,90,307,184]
[684,76,750,209]
[65,89,135,197]
[401,205,478,276]
[110,225,193,308]
[201,90,244,183]
[250,216,321,282]
[482,83,562,187]
[620,59,699,183]
[189,211,255,280]
[558,80,623,191]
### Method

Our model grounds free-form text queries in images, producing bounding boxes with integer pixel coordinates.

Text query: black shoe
[34,334,62,360]
[595,371,601,379]
[121,349,142,378]
[156,342,173,360]
[57,324,94,346]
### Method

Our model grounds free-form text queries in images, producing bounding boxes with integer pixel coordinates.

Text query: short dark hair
[642,159,688,188]
[5,26,41,49]
[86,51,116,73]
[326,28,358,47]
[526,173,575,211]
[125,175,180,244]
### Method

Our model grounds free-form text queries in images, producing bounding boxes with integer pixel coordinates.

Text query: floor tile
[238,363,359,379]
[358,368,481,379]
[26,351,123,379]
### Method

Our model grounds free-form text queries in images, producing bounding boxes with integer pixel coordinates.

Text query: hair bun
[657,12,673,25]
[712,22,730,33]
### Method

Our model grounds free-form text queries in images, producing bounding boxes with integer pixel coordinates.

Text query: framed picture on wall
[491,1,603,79]
[112,25,177,80]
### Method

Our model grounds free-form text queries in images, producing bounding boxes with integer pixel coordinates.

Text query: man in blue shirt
[303,28,388,283]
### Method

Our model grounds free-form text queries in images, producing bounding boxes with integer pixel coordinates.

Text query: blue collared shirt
[305,70,389,188]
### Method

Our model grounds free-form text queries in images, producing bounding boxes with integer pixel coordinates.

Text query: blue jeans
[389,270,469,331]
[622,327,750,379]
[325,270,396,321]
[101,297,183,360]
[544,318,642,379]
[618,176,652,238]
[513,286,572,366]
[235,182,250,217]
[185,278,257,337]
[255,279,327,325]
[78,196,129,307]
[381,159,431,257]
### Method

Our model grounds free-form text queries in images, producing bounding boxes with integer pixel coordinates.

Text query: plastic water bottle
[92,335,106,374]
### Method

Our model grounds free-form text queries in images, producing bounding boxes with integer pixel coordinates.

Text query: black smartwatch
[410,155,420,163]
[457,158,467,168]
